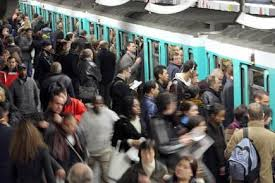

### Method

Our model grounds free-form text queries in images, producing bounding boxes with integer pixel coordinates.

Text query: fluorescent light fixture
[236,12,275,30]
[95,0,130,6]
[145,0,197,14]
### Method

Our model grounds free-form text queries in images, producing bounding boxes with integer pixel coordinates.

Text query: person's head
[80,49,93,61]
[179,101,199,117]
[208,103,226,124]
[156,92,177,116]
[121,96,141,119]
[1,26,9,37]
[48,85,67,114]
[139,140,156,165]
[143,80,159,98]
[207,75,221,92]
[247,103,264,122]
[18,63,27,78]
[65,32,75,42]
[185,115,206,132]
[262,105,272,127]
[234,105,248,127]
[62,114,78,135]
[25,28,33,39]
[118,64,131,80]
[68,163,94,183]
[33,13,39,19]
[171,53,182,66]
[2,49,10,62]
[210,68,224,83]
[154,65,169,84]
[41,40,53,52]
[50,62,62,74]
[91,95,104,114]
[10,120,47,163]
[126,42,136,54]
[6,36,14,45]
[223,61,233,77]
[57,21,63,30]
[99,41,109,49]
[7,56,18,70]
[175,156,198,182]
[80,30,87,37]
[181,60,197,78]
[254,90,269,106]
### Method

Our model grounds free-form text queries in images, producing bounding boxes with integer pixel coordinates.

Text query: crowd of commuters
[0,8,274,183]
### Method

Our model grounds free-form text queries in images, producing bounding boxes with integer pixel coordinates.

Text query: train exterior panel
[19,0,275,130]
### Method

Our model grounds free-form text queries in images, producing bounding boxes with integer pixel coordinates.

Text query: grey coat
[9,77,40,115]
[201,89,221,106]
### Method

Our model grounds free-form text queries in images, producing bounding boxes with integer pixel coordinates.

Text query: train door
[144,38,160,81]
[96,24,104,41]
[239,65,269,106]
[109,28,116,54]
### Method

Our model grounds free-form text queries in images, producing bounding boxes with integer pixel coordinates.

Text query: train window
[135,36,143,54]
[47,11,52,29]
[241,67,245,104]
[65,16,70,33]
[188,48,194,60]
[207,52,211,74]
[152,41,160,68]
[249,67,265,103]
[72,18,80,33]
[109,28,116,53]
[98,25,104,40]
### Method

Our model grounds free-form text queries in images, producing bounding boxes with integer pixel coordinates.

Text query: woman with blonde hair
[10,120,56,183]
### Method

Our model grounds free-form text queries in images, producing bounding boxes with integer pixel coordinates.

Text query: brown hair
[10,120,47,163]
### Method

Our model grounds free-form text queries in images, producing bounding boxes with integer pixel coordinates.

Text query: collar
[116,74,126,81]
[144,95,154,101]
[175,73,191,86]
[248,120,265,128]
[127,51,136,60]
[18,77,28,84]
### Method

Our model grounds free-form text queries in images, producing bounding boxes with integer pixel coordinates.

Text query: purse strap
[65,136,84,163]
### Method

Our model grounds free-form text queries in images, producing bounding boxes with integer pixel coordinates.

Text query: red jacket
[63,97,87,123]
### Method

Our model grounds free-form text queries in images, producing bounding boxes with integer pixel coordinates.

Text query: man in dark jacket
[40,62,75,110]
[16,28,33,77]
[34,40,54,85]
[201,75,222,106]
[96,41,116,106]
[110,64,132,115]
[141,80,159,133]
[9,63,40,116]
[167,53,182,80]
[154,65,170,93]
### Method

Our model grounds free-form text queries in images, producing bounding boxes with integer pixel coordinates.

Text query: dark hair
[179,101,196,114]
[253,90,269,100]
[234,105,248,121]
[155,92,177,113]
[33,13,39,19]
[0,102,9,119]
[65,32,74,41]
[208,103,225,117]
[184,115,205,130]
[143,80,157,94]
[138,140,156,160]
[48,82,67,102]
[181,60,197,73]
[80,30,87,36]
[120,96,137,119]
[154,65,167,80]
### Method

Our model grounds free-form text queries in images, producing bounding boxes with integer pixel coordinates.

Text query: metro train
[19,0,275,129]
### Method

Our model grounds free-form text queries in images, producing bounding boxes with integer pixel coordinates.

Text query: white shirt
[130,117,141,133]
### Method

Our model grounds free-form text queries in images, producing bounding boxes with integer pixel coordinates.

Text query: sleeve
[50,155,63,174]
[225,130,241,159]
[33,80,40,110]
[111,120,128,150]
[41,148,57,183]
[147,103,157,120]
[201,92,210,105]
[117,166,137,183]
[67,81,75,98]
[130,58,141,73]
[74,99,87,122]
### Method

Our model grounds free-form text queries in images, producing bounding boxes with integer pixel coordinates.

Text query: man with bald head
[68,163,93,183]
[225,103,275,183]
[96,40,116,106]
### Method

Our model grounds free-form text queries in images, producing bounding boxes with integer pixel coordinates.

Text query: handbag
[108,140,131,181]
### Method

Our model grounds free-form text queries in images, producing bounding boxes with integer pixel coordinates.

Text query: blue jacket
[167,63,180,80]
[141,95,157,133]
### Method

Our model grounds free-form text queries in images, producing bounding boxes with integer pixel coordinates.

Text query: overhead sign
[145,0,197,14]
[236,12,275,30]
[95,0,130,6]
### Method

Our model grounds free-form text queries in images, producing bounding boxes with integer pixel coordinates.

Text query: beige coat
[225,121,275,183]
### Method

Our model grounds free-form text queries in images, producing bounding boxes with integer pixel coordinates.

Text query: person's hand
[38,121,49,129]
[166,81,173,91]
[53,113,63,124]
[56,168,66,179]
[219,166,226,176]
[135,57,142,65]
[179,133,192,145]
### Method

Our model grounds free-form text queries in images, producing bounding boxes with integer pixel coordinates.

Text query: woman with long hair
[10,120,56,183]
[112,96,147,151]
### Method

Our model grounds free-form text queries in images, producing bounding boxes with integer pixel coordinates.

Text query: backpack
[228,128,260,182]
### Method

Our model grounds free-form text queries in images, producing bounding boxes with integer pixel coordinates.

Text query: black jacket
[118,160,167,183]
[0,124,14,183]
[110,76,132,115]
[203,121,226,179]
[112,115,147,152]
[34,50,53,84]
[96,48,116,84]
